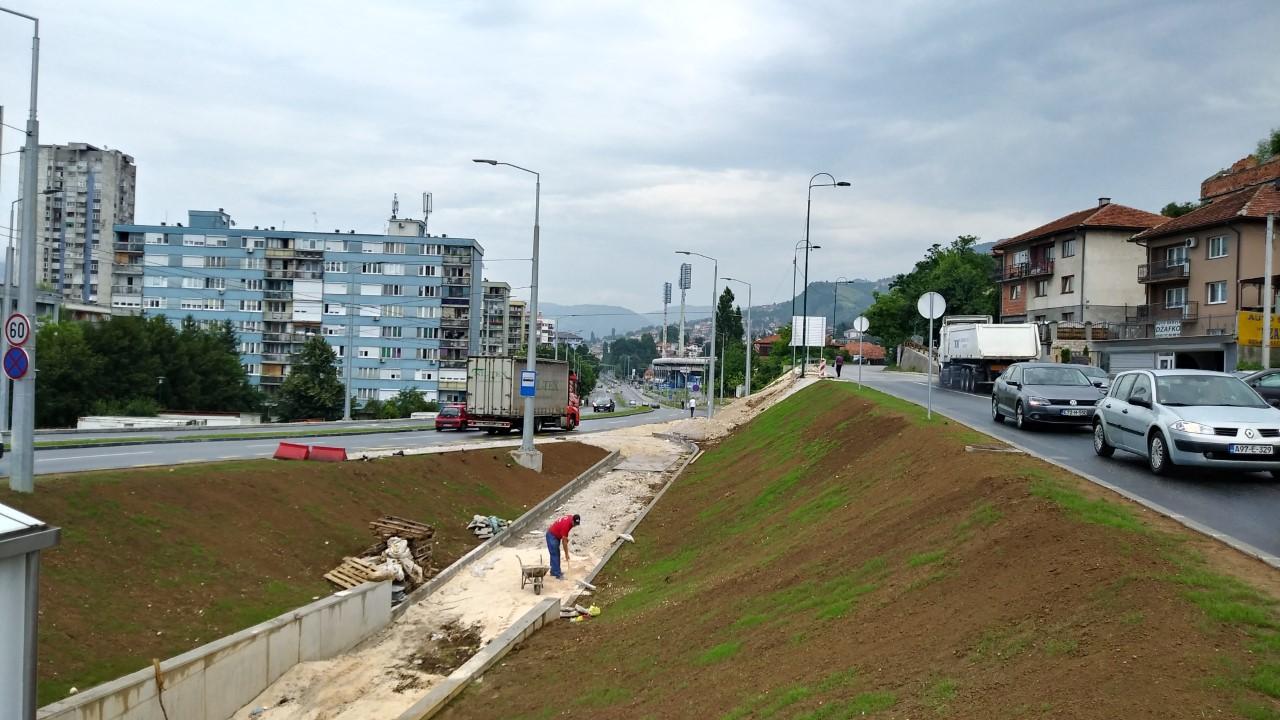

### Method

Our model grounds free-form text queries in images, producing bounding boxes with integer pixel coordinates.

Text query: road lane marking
[44,450,153,462]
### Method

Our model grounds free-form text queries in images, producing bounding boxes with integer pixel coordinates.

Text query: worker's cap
[572,514,581,526]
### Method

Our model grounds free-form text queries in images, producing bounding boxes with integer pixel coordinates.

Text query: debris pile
[466,514,510,540]
[323,515,436,602]
[560,603,603,622]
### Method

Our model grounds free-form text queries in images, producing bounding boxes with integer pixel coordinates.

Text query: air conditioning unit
[246,247,255,253]
[1185,237,1197,248]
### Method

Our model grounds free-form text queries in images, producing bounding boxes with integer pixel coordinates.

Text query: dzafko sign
[1154,320,1182,338]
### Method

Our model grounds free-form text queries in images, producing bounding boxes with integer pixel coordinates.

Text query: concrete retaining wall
[38,582,391,720]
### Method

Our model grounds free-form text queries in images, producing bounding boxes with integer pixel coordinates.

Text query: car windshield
[1023,367,1092,386]
[440,407,460,417]
[1155,375,1268,408]
[1078,367,1105,379]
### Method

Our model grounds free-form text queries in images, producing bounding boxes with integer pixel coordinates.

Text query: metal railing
[994,261,1054,282]
[1127,301,1199,322]
[113,241,144,253]
[110,285,141,296]
[1137,259,1189,283]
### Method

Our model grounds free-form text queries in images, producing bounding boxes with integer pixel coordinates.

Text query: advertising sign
[1238,311,1280,347]
[789,316,827,347]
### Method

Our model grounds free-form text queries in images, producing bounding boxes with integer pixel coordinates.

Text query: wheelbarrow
[518,554,550,595]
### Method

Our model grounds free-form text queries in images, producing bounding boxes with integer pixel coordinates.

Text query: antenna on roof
[423,192,433,234]
[391,193,399,220]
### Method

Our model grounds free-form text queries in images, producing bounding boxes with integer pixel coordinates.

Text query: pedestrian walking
[835,353,845,378]
[545,513,580,580]
[688,396,697,417]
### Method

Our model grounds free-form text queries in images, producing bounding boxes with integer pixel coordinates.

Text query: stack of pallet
[323,515,436,590]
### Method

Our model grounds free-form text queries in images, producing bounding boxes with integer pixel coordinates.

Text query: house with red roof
[1095,155,1280,372]
[992,198,1165,327]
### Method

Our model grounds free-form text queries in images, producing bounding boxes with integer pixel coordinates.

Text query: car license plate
[1229,444,1275,455]
[1061,409,1089,417]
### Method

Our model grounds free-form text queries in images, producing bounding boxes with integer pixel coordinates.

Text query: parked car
[1078,365,1109,389]
[1240,369,1280,408]
[592,397,616,413]
[991,362,1105,430]
[1092,369,1280,478]
[434,404,471,431]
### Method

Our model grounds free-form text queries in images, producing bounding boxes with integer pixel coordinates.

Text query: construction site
[15,371,1280,719]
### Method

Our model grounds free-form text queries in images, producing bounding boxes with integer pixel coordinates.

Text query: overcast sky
[1,0,1277,312]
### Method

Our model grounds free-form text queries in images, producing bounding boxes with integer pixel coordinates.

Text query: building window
[362,242,384,254]
[143,297,166,309]
[1061,312,1075,322]
[358,346,376,358]
[144,233,166,245]
[1166,245,1187,266]
[356,367,379,379]
[381,326,403,338]
[144,276,166,288]
[360,262,382,274]
[1033,314,1046,322]
[183,235,206,247]
[1034,279,1048,297]
[1206,280,1227,305]
[1012,249,1029,265]
[1060,275,1075,294]
[242,237,266,249]
[1009,284,1021,300]
[1165,286,1187,309]
[418,285,438,298]
[416,347,440,360]
[418,265,437,277]
[245,279,263,291]
[1061,239,1075,257]
[380,347,402,359]
[384,263,405,276]
[181,299,203,311]
[423,244,443,256]
[325,239,347,252]
[240,300,263,312]
[416,306,440,319]
[383,305,404,318]
[243,258,266,270]
[1208,235,1227,259]
[325,261,347,273]
[182,277,203,289]
[418,327,440,339]
[385,242,406,254]
[381,284,403,296]
[205,278,226,290]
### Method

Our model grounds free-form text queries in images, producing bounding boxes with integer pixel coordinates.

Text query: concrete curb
[390,449,622,621]
[395,598,561,720]
[32,424,438,452]
[862,381,1280,570]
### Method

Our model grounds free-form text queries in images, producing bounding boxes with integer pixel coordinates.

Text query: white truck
[938,315,1040,393]
[465,356,581,434]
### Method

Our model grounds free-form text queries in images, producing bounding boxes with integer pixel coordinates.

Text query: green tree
[715,287,744,344]
[35,322,101,427]
[1160,201,1202,218]
[275,336,344,421]
[1256,127,1280,163]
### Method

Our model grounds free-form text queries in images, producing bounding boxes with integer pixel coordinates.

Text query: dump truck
[938,315,1040,393]
[465,356,580,434]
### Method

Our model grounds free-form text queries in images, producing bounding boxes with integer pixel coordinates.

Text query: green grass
[1028,477,1148,534]
[34,424,439,449]
[794,691,897,718]
[574,686,632,708]
[908,550,946,567]
[923,677,958,713]
[1041,638,1079,656]
[696,641,742,665]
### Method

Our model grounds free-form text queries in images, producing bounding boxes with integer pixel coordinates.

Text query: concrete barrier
[272,442,310,461]
[308,445,347,462]
[38,582,391,720]
[395,599,561,720]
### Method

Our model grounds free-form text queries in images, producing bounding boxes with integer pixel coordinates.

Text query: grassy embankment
[441,382,1280,719]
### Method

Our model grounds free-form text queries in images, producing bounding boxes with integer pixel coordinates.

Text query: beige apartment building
[1096,155,1280,372]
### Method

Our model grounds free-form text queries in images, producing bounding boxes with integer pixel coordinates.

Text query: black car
[991,362,1106,430]
[592,397,616,412]
[1241,369,1280,407]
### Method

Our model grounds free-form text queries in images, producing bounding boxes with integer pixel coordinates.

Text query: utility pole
[8,6,40,494]
[678,263,690,358]
[1265,213,1275,370]
[3,199,19,434]
[662,282,671,358]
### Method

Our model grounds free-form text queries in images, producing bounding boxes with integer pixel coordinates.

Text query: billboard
[789,316,827,347]
[1238,311,1280,347]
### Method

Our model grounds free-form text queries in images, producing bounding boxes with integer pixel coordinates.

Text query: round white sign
[916,292,947,320]
[5,312,31,347]
[852,315,869,333]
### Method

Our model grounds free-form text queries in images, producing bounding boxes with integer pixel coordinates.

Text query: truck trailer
[938,315,1040,393]
[465,356,581,434]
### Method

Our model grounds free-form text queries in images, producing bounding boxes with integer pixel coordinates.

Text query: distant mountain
[537,303,653,340]
[973,241,997,254]
[750,278,893,331]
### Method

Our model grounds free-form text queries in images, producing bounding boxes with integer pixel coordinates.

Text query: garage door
[1107,352,1155,373]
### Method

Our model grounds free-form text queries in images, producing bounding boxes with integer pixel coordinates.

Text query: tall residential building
[535,315,556,345]
[112,209,485,405]
[31,143,136,309]
[507,298,527,354]
[481,281,511,355]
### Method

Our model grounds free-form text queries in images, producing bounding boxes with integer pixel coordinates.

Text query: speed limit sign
[5,312,31,347]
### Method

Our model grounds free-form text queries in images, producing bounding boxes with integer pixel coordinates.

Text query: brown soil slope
[442,384,1280,720]
[0,441,606,706]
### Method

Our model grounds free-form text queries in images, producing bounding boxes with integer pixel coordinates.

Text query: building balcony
[265,248,295,259]
[441,318,469,329]
[261,353,290,363]
[1138,259,1190,283]
[265,269,323,281]
[994,261,1054,282]
[438,379,467,391]
[258,375,284,385]
[444,276,472,286]
[110,285,141,296]
[113,241,144,253]
[266,311,291,321]
[1127,301,1199,323]
[263,290,292,301]
[116,264,143,275]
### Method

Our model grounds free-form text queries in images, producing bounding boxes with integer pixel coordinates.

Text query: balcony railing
[116,264,143,275]
[261,353,290,363]
[994,261,1054,282]
[110,285,142,296]
[1127,301,1199,323]
[444,276,472,286]
[265,269,323,280]
[1137,259,1190,283]
[113,241,144,253]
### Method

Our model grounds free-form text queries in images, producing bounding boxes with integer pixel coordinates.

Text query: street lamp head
[675,250,691,256]
[472,159,498,165]
[835,181,851,187]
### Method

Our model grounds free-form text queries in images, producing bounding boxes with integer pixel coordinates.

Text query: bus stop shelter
[0,502,60,719]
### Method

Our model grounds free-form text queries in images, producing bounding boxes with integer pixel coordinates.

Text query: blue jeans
[546,530,563,578]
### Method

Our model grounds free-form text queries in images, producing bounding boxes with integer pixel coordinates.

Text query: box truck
[938,315,1040,393]
[465,356,581,433]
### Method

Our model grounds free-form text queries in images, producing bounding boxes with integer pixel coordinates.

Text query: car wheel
[991,396,1004,424]
[1092,421,1115,458]
[1148,431,1175,476]
[1015,402,1031,431]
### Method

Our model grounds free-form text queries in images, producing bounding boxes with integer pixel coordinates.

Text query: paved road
[2,405,684,478]
[852,366,1280,563]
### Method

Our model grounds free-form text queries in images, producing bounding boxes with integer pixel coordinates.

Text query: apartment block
[993,198,1164,327]
[31,143,136,310]
[507,298,527,354]
[1096,155,1280,372]
[481,281,510,355]
[112,209,484,405]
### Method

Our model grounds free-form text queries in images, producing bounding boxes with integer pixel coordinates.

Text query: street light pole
[474,159,542,471]
[722,277,751,396]
[789,240,818,372]
[801,174,849,377]
[676,250,717,419]
[5,5,39,495]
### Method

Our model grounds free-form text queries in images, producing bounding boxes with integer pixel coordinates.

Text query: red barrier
[309,445,348,462]
[273,442,311,461]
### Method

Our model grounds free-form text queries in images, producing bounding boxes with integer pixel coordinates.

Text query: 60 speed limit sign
[5,312,31,347]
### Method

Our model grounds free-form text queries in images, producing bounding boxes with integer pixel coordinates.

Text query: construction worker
[546,513,580,579]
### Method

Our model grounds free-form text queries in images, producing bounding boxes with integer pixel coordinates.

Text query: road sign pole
[916,293,946,421]
[927,312,934,420]
[858,332,863,388]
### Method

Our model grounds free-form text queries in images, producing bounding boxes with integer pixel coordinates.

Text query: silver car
[991,362,1106,430]
[1092,369,1280,478]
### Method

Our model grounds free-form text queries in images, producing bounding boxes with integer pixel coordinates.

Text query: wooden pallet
[369,515,434,541]
[323,557,381,589]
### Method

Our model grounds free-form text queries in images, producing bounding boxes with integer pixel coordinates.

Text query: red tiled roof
[839,341,885,360]
[1132,184,1280,241]
[753,334,781,346]
[992,202,1166,251]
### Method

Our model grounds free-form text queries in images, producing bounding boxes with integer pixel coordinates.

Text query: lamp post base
[510,448,544,473]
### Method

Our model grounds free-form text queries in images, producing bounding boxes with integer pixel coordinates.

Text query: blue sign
[520,369,536,397]
[3,346,29,380]
[691,381,701,393]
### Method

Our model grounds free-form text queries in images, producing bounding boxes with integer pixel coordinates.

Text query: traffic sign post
[5,312,31,347]
[3,346,29,381]
[519,370,536,398]
[916,292,947,419]
[852,315,869,388]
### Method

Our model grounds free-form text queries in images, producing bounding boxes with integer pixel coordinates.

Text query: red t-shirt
[549,515,575,539]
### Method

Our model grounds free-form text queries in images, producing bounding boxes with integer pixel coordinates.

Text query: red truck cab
[434,403,471,431]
